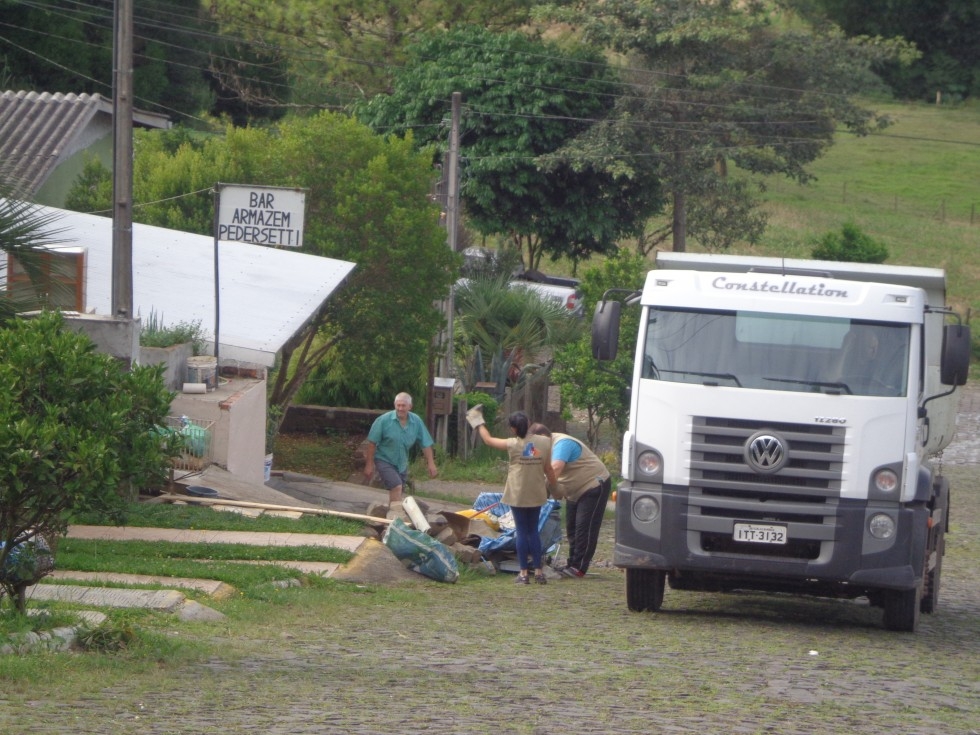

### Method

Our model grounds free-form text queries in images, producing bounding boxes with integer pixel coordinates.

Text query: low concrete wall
[139,343,194,391]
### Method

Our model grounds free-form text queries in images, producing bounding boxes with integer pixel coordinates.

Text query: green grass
[72,500,363,535]
[751,99,980,321]
[57,537,352,570]
[414,444,508,485]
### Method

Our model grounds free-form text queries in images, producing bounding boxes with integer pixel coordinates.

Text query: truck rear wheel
[626,568,666,612]
[921,524,944,614]
[881,584,921,632]
[922,477,948,615]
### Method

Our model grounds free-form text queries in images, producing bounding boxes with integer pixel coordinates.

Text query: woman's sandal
[534,572,547,585]
[515,573,530,585]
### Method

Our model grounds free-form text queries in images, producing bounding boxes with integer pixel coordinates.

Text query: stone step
[47,570,236,599]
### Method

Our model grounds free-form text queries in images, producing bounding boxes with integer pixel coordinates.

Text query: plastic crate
[164,416,214,473]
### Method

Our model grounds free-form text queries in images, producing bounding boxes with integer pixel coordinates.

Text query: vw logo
[744,432,788,474]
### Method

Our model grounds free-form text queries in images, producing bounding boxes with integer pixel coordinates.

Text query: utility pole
[111,0,134,319]
[430,93,461,450]
[442,91,461,376]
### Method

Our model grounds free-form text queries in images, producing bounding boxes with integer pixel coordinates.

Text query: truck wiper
[660,369,742,387]
[763,376,852,395]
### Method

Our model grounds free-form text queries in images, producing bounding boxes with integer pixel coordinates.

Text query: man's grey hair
[394,392,413,407]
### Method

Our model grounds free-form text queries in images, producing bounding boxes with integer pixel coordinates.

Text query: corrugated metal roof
[13,203,356,367]
[0,90,170,195]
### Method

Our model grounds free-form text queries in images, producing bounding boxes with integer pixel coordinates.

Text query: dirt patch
[329,538,426,586]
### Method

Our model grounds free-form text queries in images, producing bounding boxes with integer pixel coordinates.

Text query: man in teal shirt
[364,392,438,517]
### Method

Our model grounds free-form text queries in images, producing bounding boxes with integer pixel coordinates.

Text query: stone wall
[280,405,385,435]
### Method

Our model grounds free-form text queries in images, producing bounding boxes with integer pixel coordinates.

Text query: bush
[811,222,889,263]
[455,392,499,428]
[0,312,177,613]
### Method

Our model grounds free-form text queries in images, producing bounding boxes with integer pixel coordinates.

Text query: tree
[453,272,583,396]
[0,171,74,323]
[794,0,980,100]
[209,0,535,108]
[552,250,647,450]
[357,25,665,270]
[539,0,915,252]
[65,114,457,417]
[0,312,176,613]
[0,0,224,121]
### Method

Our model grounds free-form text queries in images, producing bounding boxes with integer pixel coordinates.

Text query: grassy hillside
[750,100,980,324]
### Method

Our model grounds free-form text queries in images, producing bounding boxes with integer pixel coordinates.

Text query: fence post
[457,398,469,461]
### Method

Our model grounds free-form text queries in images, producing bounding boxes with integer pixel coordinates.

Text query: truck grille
[687,416,846,560]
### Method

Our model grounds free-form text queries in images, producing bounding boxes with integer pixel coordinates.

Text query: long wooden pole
[157,494,391,525]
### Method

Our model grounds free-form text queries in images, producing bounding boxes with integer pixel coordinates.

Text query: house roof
[0,91,171,196]
[24,204,356,367]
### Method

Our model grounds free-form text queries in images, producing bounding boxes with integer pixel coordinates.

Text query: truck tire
[626,568,666,612]
[921,523,945,614]
[922,476,948,615]
[881,584,921,632]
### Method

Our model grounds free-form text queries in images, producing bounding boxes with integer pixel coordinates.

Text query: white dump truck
[591,252,972,631]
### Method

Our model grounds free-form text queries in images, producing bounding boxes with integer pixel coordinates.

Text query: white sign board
[217,184,306,247]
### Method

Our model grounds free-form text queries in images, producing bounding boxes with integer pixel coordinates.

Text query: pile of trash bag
[469,492,563,559]
[0,534,55,586]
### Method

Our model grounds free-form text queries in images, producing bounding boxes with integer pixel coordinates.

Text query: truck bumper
[614,483,928,595]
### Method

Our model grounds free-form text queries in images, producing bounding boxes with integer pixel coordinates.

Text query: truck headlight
[633,495,661,522]
[868,513,896,539]
[637,450,662,477]
[873,468,899,493]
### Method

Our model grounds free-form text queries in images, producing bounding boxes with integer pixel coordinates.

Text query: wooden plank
[156,494,390,525]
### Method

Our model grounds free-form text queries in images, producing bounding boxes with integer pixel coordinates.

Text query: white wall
[170,376,268,485]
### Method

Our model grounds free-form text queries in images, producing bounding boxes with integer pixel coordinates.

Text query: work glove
[465,404,486,429]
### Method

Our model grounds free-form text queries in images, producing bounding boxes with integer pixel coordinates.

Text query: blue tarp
[473,492,563,556]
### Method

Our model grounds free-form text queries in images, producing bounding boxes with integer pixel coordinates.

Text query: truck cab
[593,253,971,631]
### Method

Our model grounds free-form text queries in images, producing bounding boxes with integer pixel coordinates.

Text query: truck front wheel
[881,584,921,632]
[626,568,666,612]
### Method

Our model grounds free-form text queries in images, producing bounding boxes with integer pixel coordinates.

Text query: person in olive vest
[470,409,557,585]
[530,423,611,578]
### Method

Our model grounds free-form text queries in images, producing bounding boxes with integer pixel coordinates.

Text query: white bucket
[186,356,218,392]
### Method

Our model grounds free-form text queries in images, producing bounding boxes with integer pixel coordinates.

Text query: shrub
[811,222,889,263]
[0,312,177,613]
[140,309,207,354]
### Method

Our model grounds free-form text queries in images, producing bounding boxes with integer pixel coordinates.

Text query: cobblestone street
[2,386,978,735]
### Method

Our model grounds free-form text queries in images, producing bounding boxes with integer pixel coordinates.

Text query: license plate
[733,522,787,545]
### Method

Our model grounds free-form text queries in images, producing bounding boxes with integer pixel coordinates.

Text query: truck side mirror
[592,300,621,361]
[940,323,971,386]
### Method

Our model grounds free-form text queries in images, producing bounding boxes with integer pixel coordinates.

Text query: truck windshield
[642,308,910,397]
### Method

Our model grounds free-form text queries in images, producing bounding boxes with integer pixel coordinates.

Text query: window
[642,307,910,397]
[6,248,86,312]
